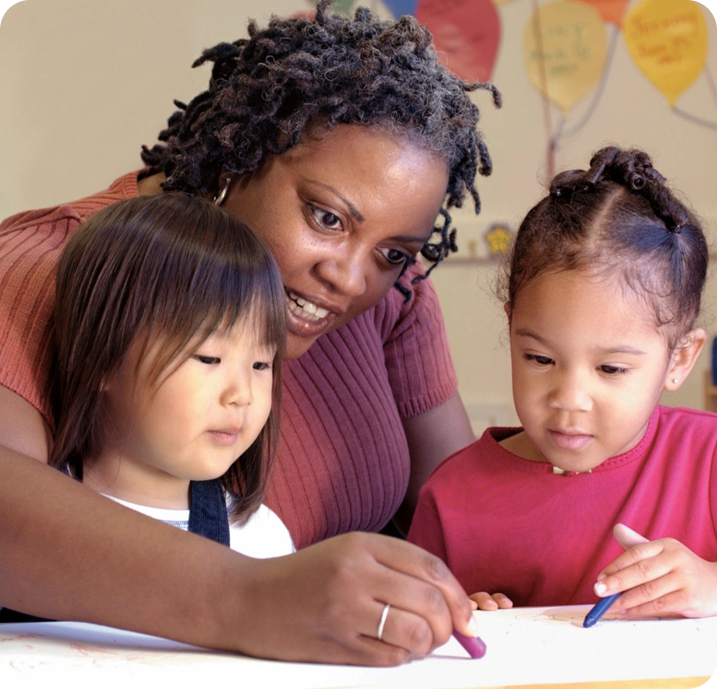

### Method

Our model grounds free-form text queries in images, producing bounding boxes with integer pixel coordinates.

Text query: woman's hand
[236,532,478,666]
[468,591,513,611]
[0,445,474,667]
[593,524,717,619]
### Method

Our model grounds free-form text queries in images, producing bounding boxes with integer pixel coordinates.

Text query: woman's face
[222,124,450,359]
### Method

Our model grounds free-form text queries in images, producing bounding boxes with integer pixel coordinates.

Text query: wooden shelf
[441,256,502,266]
[704,370,717,413]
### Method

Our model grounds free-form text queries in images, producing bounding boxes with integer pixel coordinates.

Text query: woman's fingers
[240,532,474,665]
[365,602,436,656]
[350,635,411,667]
[369,535,476,645]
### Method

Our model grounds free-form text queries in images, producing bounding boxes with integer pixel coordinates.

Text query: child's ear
[663,328,707,392]
[504,302,512,321]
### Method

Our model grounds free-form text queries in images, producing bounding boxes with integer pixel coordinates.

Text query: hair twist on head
[141,0,500,299]
[506,146,708,346]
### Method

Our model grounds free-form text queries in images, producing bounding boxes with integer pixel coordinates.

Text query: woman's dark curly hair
[503,146,708,348]
[141,0,500,297]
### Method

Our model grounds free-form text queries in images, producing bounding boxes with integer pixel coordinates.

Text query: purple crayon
[453,629,487,659]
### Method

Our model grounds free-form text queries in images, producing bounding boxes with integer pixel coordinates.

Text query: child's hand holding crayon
[594,524,717,620]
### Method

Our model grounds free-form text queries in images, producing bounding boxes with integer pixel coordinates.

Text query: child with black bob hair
[410,146,717,620]
[51,193,293,554]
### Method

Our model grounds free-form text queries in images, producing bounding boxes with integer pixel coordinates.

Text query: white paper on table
[1,606,715,689]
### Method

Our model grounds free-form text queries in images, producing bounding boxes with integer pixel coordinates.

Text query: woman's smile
[285,288,339,336]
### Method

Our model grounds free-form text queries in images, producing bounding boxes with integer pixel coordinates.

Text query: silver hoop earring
[213,177,232,206]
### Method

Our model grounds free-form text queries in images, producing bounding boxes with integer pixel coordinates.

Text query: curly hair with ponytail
[141,0,501,294]
[502,146,708,345]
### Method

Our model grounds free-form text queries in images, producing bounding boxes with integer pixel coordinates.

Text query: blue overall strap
[54,462,230,547]
[188,479,230,547]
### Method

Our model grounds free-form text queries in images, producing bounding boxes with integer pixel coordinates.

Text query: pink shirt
[408,406,717,606]
[0,172,458,549]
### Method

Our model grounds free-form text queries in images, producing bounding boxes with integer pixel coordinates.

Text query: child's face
[95,322,275,506]
[507,270,674,473]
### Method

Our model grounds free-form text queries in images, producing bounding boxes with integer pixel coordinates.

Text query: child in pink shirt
[409,147,717,619]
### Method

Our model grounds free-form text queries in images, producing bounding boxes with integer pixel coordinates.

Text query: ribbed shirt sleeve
[0,173,140,428]
[0,207,81,427]
[377,262,458,418]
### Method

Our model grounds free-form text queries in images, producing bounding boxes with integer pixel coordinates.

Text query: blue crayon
[583,593,621,628]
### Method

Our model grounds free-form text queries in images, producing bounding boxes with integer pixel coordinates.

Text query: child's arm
[593,524,717,619]
[469,592,514,611]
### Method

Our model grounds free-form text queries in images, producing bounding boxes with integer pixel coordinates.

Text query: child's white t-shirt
[105,494,295,558]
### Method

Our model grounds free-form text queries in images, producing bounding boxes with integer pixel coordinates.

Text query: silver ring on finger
[377,603,391,642]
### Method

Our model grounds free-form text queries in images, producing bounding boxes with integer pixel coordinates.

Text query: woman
[0,1,498,665]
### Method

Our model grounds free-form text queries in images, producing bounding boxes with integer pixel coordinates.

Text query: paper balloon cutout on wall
[383,0,419,19]
[311,0,354,14]
[574,0,629,26]
[524,1,607,114]
[416,0,501,82]
[624,0,708,106]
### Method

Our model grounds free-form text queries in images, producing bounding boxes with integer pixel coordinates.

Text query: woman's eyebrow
[305,179,429,243]
[393,234,430,245]
[305,179,364,221]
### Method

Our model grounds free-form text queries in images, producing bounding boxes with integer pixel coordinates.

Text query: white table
[1,605,715,689]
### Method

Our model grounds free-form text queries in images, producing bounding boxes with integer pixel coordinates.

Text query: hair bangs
[115,194,285,386]
[50,193,286,492]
